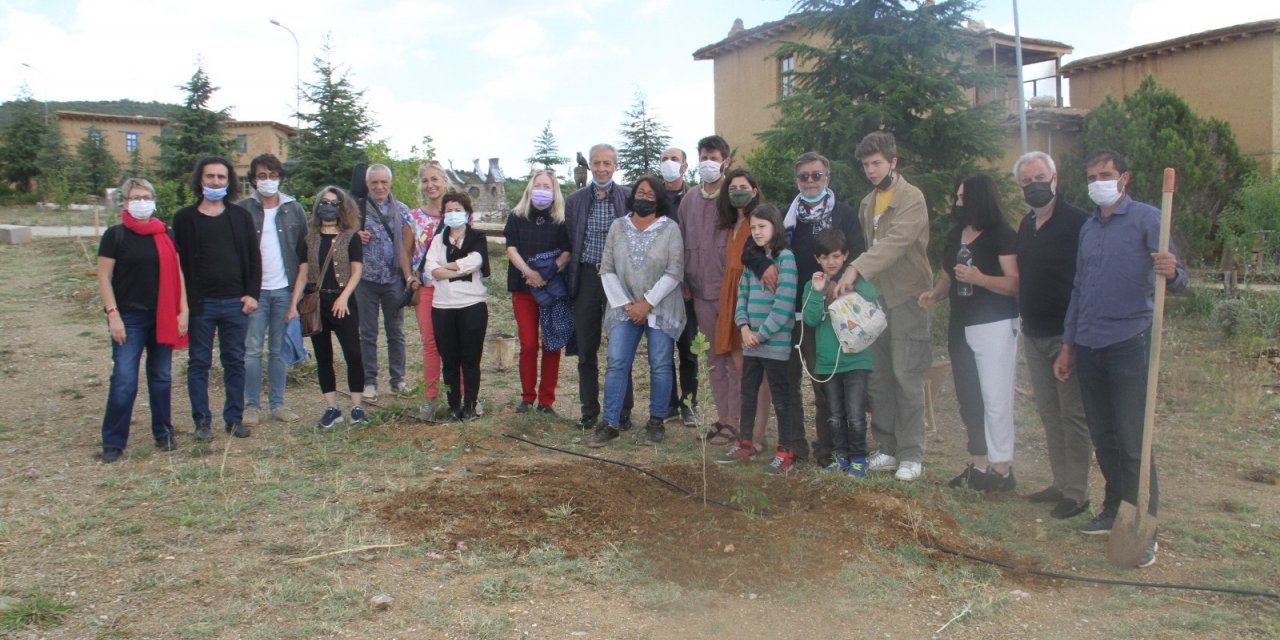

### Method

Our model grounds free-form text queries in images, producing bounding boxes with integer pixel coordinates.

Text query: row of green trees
[1,1,1273,264]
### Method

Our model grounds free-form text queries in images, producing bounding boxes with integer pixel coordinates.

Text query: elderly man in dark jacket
[565,143,633,430]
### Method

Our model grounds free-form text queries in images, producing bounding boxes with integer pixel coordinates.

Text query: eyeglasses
[795,171,826,183]
[254,172,281,180]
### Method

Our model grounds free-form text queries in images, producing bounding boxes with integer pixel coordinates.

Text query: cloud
[1126,0,1278,47]
[472,17,545,57]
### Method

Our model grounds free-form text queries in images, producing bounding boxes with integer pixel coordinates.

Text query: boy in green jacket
[802,229,879,476]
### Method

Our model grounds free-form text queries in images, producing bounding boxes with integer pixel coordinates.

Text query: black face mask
[633,200,658,217]
[1022,181,1055,209]
[316,202,340,221]
[875,169,895,191]
[951,204,967,225]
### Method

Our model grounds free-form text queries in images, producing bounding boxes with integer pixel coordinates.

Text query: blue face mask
[202,186,228,202]
[444,211,468,229]
[799,188,828,204]
[592,177,613,189]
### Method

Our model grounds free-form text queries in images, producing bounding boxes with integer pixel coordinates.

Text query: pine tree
[616,91,671,184]
[748,0,1003,216]
[1078,76,1256,264]
[36,124,72,204]
[72,128,118,197]
[526,121,568,174]
[289,35,376,197]
[156,62,235,195]
[0,87,49,192]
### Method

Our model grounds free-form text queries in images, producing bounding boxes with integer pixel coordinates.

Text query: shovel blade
[1107,501,1158,567]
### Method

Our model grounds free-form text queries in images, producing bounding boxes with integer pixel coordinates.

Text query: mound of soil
[379,458,983,590]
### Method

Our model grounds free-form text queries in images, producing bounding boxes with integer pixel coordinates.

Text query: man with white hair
[1013,151,1092,520]
[355,164,413,403]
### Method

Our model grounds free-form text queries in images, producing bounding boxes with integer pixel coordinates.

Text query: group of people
[96,131,1182,568]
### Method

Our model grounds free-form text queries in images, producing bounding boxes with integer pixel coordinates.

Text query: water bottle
[956,243,973,297]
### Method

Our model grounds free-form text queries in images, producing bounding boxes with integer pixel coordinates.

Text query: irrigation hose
[503,433,1280,600]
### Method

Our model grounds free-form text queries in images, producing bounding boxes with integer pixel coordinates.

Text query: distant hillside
[0,99,180,128]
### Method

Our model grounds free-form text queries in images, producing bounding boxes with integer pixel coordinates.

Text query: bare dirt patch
[380,460,972,586]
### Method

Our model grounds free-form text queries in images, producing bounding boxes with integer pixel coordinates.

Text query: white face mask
[697,160,722,184]
[444,211,468,229]
[659,160,683,183]
[256,179,280,196]
[127,199,156,220]
[1087,179,1123,207]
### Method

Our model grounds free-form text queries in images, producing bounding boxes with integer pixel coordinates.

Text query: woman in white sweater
[425,192,490,422]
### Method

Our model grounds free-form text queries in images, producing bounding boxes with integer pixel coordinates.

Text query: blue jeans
[826,369,870,459]
[244,287,291,412]
[603,321,674,426]
[188,296,250,427]
[355,279,407,390]
[1075,329,1158,517]
[102,310,173,449]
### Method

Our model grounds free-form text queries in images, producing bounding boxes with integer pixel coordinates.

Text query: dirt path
[0,238,1277,639]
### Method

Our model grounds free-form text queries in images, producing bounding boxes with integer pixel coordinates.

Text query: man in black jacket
[173,156,262,441]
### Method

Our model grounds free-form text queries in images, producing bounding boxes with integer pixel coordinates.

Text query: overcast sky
[1,0,1274,180]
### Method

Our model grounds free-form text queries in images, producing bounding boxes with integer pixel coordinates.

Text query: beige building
[692,16,1072,160]
[54,110,295,188]
[1061,19,1280,172]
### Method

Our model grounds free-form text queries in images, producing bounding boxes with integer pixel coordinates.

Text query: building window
[236,135,248,153]
[83,127,103,144]
[779,55,795,97]
[124,132,139,153]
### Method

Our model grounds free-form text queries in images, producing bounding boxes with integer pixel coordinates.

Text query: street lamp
[20,62,49,124]
[269,19,300,129]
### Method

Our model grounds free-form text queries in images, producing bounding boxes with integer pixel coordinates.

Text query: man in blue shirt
[1054,149,1187,569]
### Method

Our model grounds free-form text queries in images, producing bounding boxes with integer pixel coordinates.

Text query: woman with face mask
[702,169,773,451]
[504,171,572,416]
[287,186,366,429]
[95,178,189,463]
[426,193,491,422]
[588,176,686,448]
[918,173,1021,494]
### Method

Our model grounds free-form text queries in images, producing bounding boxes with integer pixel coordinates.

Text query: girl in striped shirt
[719,204,802,475]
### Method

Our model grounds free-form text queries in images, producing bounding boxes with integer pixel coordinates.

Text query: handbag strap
[318,235,340,286]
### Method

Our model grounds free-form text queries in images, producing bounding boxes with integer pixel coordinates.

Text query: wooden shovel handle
[1137,168,1175,512]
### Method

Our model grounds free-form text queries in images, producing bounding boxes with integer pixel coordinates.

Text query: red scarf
[120,211,188,348]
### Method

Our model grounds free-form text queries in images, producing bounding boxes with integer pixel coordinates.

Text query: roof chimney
[729,18,744,36]
[487,158,504,183]
[473,158,482,176]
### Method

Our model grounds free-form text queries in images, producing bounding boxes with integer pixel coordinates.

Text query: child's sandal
[704,422,738,445]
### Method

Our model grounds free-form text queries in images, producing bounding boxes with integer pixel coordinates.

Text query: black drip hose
[502,433,1280,600]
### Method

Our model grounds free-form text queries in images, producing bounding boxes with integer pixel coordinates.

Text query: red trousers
[512,291,561,406]
[413,286,440,400]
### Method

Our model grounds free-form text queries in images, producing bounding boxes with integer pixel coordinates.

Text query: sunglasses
[795,171,827,183]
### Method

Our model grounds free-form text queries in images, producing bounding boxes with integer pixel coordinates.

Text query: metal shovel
[1107,167,1174,567]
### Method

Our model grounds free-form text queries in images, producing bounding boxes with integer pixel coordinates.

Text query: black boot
[644,416,665,444]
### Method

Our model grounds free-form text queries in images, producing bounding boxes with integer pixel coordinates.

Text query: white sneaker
[363,385,377,401]
[895,461,923,482]
[867,452,899,472]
